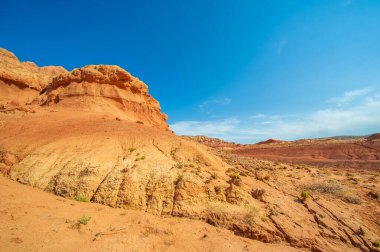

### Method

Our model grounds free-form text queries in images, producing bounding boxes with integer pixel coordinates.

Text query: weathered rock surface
[0,48,67,104]
[184,135,241,149]
[38,65,168,130]
[0,48,168,130]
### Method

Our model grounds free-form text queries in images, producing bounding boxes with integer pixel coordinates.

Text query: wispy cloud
[171,118,239,136]
[170,88,380,143]
[327,88,370,104]
[198,98,231,114]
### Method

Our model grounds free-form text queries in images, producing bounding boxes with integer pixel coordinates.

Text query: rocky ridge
[0,48,168,130]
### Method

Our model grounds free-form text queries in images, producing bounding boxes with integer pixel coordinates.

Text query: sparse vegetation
[79,215,91,225]
[128,147,136,153]
[230,172,240,180]
[172,162,183,169]
[135,156,146,161]
[175,174,184,185]
[300,191,310,201]
[75,195,90,202]
[243,206,258,227]
[343,195,361,205]
[306,180,345,195]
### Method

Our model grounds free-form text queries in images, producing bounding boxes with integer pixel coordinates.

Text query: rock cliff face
[39,65,168,130]
[0,48,168,130]
[0,48,67,104]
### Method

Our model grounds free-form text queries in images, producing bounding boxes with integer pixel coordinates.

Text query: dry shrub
[306,180,345,195]
[344,195,362,205]
[251,189,265,202]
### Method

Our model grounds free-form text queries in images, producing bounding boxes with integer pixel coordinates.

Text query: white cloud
[250,113,267,119]
[327,88,370,104]
[171,118,239,137]
[198,98,231,114]
[170,88,380,143]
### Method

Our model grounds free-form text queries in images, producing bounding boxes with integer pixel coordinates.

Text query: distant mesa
[367,133,380,141]
[184,135,241,148]
[256,138,287,145]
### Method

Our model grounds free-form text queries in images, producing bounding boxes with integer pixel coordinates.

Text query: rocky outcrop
[0,48,67,104]
[0,48,168,130]
[256,138,288,145]
[38,65,168,130]
[367,133,380,141]
[184,136,241,149]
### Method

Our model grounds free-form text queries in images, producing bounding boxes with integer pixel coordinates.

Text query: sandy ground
[0,176,298,252]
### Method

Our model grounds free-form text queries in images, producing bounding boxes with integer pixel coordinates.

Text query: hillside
[1,48,379,252]
[189,135,380,169]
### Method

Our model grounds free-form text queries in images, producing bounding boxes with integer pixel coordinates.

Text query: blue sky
[1,0,380,143]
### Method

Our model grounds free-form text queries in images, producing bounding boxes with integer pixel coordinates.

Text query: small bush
[79,215,91,225]
[75,195,90,202]
[230,172,240,180]
[301,191,310,201]
[135,156,145,161]
[344,195,361,205]
[175,174,184,185]
[243,207,258,227]
[172,163,183,169]
[307,181,345,195]
[128,147,136,153]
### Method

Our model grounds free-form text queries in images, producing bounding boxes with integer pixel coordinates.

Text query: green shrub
[79,215,91,225]
[128,147,136,153]
[75,195,90,202]
[300,191,310,201]
[230,172,240,180]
